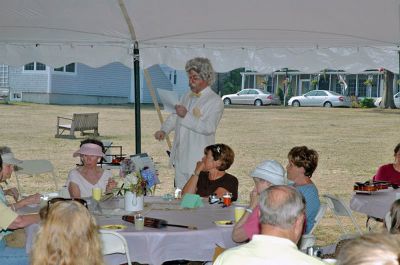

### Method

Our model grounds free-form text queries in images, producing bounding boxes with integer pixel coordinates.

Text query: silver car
[288,90,351,107]
[374,91,400,108]
[222,89,281,106]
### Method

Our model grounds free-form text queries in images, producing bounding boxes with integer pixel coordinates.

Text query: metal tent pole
[134,42,141,154]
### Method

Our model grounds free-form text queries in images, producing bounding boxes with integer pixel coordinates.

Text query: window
[315,91,328,96]
[53,63,76,73]
[24,62,46,71]
[0,64,9,87]
[238,90,248,95]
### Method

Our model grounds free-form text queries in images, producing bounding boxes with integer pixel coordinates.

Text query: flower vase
[124,191,144,212]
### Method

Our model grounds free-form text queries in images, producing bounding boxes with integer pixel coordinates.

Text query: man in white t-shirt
[215,185,325,265]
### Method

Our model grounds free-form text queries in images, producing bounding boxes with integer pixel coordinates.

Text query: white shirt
[214,235,327,265]
[161,86,224,188]
[66,168,112,198]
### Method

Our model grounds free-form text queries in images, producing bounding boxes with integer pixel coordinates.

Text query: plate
[214,220,234,227]
[100,224,127,231]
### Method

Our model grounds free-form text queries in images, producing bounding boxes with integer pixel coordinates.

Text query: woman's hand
[106,178,117,193]
[249,187,259,209]
[194,161,205,175]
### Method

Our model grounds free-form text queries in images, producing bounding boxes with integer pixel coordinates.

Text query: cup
[40,196,48,208]
[135,214,144,231]
[234,206,246,222]
[92,187,102,201]
[222,193,232,207]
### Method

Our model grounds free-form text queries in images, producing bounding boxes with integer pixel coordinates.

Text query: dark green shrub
[360,97,375,108]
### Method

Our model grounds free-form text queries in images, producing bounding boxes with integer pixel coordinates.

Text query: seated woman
[0,146,41,210]
[232,159,287,243]
[286,146,320,234]
[31,199,104,265]
[67,139,116,198]
[373,143,400,186]
[182,144,238,200]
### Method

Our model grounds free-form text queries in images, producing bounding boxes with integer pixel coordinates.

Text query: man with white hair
[215,185,325,265]
[154,57,224,188]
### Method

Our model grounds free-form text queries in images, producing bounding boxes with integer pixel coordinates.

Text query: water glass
[135,214,144,231]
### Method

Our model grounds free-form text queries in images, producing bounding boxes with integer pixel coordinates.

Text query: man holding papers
[155,57,224,188]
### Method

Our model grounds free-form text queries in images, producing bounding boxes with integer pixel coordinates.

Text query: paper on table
[157,89,179,113]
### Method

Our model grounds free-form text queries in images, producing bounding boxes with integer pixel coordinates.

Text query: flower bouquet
[119,159,158,196]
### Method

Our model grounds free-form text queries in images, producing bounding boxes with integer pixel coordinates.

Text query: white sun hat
[250,160,288,185]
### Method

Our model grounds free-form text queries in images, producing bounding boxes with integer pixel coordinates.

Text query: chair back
[300,203,327,251]
[323,194,362,237]
[14,159,58,194]
[101,140,113,163]
[308,203,327,235]
[100,230,132,264]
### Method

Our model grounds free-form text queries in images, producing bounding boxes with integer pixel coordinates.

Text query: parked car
[374,91,400,108]
[222,89,281,106]
[288,90,351,107]
[0,87,9,99]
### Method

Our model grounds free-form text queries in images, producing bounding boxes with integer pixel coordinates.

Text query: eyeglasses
[40,197,88,219]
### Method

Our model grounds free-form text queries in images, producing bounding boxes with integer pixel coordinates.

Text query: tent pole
[134,41,141,154]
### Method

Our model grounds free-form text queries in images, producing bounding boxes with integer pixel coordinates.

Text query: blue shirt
[297,184,320,233]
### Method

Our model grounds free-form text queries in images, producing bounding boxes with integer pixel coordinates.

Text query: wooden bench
[55,113,99,138]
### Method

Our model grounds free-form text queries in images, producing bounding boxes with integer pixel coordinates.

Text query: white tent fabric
[0,0,399,73]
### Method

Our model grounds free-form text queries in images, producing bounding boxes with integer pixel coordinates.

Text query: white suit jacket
[161,86,224,178]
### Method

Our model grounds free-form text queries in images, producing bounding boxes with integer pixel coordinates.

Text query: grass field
[1,102,399,245]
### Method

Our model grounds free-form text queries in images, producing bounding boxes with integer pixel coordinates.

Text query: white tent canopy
[1,0,399,73]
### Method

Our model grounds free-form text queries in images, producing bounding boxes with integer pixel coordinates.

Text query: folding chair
[14,159,58,194]
[100,230,132,264]
[300,203,327,251]
[323,194,362,239]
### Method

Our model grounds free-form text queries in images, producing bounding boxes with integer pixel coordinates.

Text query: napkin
[180,193,203,208]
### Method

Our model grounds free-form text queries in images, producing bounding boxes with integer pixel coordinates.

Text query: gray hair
[0,146,12,156]
[185,57,215,86]
[337,233,400,265]
[259,185,305,229]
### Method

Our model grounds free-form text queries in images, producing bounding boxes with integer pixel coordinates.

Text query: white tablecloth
[350,188,400,219]
[24,196,238,265]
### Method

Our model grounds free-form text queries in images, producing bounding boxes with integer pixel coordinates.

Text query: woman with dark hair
[67,138,116,198]
[286,146,320,233]
[182,143,238,200]
[373,143,400,185]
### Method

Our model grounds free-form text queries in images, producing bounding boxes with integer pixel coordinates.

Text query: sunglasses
[47,197,88,209]
[40,197,88,219]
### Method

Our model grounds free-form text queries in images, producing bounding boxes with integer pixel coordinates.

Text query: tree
[380,69,396,109]
[221,68,244,95]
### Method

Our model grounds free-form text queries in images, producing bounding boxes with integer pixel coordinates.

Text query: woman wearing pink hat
[67,139,116,198]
